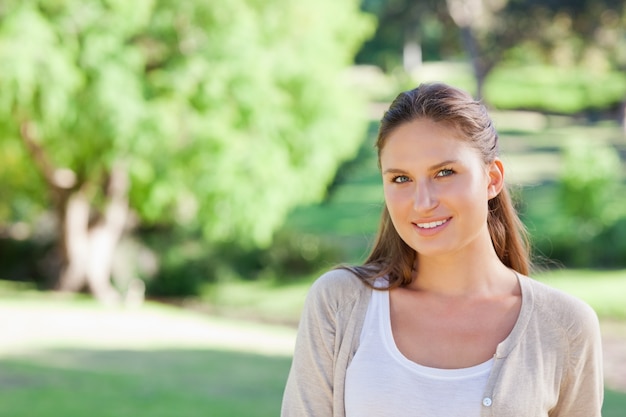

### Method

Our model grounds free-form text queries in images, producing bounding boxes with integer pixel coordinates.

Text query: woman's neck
[409,244,515,298]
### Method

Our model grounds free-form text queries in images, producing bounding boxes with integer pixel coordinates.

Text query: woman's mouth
[415,218,449,229]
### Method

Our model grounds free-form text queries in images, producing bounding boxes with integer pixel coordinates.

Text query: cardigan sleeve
[549,301,604,417]
[281,274,338,417]
[281,270,369,417]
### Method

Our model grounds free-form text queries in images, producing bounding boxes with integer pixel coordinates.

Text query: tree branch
[19,120,77,191]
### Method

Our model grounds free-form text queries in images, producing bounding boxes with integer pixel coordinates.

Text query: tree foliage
[357,0,626,101]
[0,0,374,294]
[356,0,454,70]
[559,139,622,229]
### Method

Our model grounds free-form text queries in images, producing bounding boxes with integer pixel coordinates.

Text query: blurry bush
[0,236,51,286]
[142,228,344,298]
[558,139,622,230]
[527,139,625,268]
[257,230,344,283]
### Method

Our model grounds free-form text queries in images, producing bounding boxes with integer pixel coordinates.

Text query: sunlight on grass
[409,62,475,93]
[0,293,297,416]
[536,269,626,319]
[1,282,624,417]
[491,110,549,133]
[0,297,296,358]
[202,280,311,325]
[501,152,561,185]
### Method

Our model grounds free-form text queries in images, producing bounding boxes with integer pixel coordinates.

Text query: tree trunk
[19,121,129,303]
[84,163,129,305]
[446,0,489,99]
[57,163,129,305]
[57,190,90,292]
[403,25,422,74]
[458,25,486,100]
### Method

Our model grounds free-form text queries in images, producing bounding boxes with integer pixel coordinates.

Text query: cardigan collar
[494,272,534,359]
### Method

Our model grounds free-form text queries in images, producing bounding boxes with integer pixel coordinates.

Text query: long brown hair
[345,83,531,288]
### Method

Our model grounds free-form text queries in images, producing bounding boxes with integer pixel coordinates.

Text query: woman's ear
[487,158,505,199]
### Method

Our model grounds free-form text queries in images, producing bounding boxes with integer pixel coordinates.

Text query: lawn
[537,269,626,320]
[0,349,292,417]
[0,293,295,417]
[0,294,624,417]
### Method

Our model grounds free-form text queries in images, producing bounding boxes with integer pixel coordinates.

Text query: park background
[1,0,626,415]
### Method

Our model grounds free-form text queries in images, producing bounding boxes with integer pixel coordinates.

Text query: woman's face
[379,118,503,259]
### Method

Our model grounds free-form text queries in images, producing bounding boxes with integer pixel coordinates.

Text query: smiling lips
[415,218,450,229]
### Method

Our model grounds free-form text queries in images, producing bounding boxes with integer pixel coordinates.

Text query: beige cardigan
[281,269,603,417]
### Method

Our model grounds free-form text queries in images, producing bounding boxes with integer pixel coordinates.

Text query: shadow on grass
[0,348,292,417]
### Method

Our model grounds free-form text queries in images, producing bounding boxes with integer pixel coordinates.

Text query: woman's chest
[389,289,521,369]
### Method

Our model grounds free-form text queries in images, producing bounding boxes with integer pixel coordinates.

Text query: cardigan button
[482,397,493,407]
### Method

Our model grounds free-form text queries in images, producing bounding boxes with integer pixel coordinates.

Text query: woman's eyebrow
[429,159,458,170]
[382,168,408,175]
[382,160,458,175]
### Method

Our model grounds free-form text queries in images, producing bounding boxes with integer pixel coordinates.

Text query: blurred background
[0,0,625,416]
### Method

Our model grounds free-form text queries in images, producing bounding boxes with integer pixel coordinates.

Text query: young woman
[281,83,604,417]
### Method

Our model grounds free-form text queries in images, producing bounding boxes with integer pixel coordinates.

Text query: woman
[281,83,603,417]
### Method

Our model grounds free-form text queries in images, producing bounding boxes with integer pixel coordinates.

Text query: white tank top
[345,285,493,417]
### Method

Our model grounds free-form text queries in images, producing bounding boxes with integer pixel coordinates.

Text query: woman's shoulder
[310,267,371,294]
[305,267,372,311]
[520,274,600,336]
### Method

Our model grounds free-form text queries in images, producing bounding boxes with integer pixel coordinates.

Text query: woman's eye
[436,168,454,177]
[392,175,410,183]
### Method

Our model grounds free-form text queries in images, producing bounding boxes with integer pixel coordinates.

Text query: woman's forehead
[379,120,484,168]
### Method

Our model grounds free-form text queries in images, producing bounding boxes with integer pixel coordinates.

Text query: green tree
[356,0,626,103]
[445,0,509,98]
[357,0,454,71]
[446,0,626,99]
[0,0,374,302]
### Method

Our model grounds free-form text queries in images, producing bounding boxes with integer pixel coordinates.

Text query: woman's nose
[413,180,438,212]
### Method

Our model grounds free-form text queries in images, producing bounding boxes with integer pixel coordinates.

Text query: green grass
[0,294,624,417]
[2,346,624,417]
[0,295,296,417]
[486,65,626,113]
[201,279,312,325]
[0,349,291,417]
[535,269,626,320]
[405,62,626,113]
[604,389,626,417]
